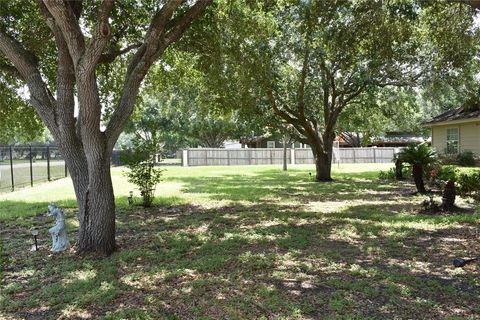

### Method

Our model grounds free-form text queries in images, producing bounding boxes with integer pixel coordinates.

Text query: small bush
[122,139,164,208]
[457,151,477,167]
[457,170,480,201]
[379,167,411,180]
[378,169,394,180]
[436,165,459,182]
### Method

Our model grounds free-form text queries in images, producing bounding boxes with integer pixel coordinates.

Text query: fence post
[291,148,295,165]
[47,146,51,181]
[29,146,33,187]
[182,149,188,167]
[9,146,14,191]
[373,148,377,163]
[352,148,356,163]
[227,150,231,166]
[270,149,273,164]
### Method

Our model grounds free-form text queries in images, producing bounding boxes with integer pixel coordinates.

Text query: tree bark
[412,164,426,194]
[60,139,116,255]
[73,156,115,254]
[314,150,333,181]
[76,163,116,254]
[307,131,334,182]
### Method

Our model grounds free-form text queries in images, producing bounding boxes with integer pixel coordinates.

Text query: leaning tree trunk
[412,163,426,194]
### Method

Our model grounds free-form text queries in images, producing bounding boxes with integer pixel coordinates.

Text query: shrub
[378,167,411,180]
[378,168,395,180]
[397,143,438,193]
[122,139,164,208]
[457,170,480,201]
[436,165,459,182]
[457,151,476,167]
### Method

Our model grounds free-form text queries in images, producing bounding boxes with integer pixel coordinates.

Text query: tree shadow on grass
[1,169,480,319]
[114,201,479,318]
[172,169,411,203]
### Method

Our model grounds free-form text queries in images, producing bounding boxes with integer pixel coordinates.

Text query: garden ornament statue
[47,204,70,252]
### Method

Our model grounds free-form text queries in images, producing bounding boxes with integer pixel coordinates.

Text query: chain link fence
[0,146,67,192]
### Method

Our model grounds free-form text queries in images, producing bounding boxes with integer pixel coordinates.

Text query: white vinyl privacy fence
[182,147,398,167]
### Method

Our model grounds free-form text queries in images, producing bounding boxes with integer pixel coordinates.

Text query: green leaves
[0,84,43,144]
[122,138,164,208]
[397,143,438,166]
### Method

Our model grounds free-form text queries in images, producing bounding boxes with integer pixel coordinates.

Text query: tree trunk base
[75,242,118,257]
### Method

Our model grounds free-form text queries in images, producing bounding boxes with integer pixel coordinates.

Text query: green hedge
[457,170,480,200]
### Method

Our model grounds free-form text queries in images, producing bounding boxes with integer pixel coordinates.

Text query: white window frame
[266,141,276,148]
[446,127,460,154]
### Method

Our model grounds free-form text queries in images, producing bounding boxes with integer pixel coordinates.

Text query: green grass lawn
[1,164,479,319]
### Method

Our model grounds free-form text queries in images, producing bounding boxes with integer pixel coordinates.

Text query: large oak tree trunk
[309,131,334,182]
[62,140,116,255]
[78,162,116,254]
[314,150,333,181]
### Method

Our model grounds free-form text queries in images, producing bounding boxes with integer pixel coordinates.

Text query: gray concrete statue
[47,204,70,252]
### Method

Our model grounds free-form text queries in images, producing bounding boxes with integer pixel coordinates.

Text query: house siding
[432,125,447,154]
[432,121,480,155]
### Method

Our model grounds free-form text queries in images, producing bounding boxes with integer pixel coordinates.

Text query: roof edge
[422,117,480,127]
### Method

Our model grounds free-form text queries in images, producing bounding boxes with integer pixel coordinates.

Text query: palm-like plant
[398,143,438,194]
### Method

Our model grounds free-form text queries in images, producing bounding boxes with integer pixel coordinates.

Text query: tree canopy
[0,0,212,254]
[187,0,480,181]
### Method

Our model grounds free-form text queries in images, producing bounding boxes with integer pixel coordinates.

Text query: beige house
[424,107,480,155]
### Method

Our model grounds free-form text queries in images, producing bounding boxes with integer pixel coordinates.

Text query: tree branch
[342,83,367,106]
[82,0,115,71]
[0,32,38,78]
[38,0,77,134]
[0,62,21,79]
[267,88,310,139]
[105,0,212,151]
[98,43,142,64]
[164,0,213,47]
[43,0,86,67]
[297,44,310,121]
[0,30,59,137]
